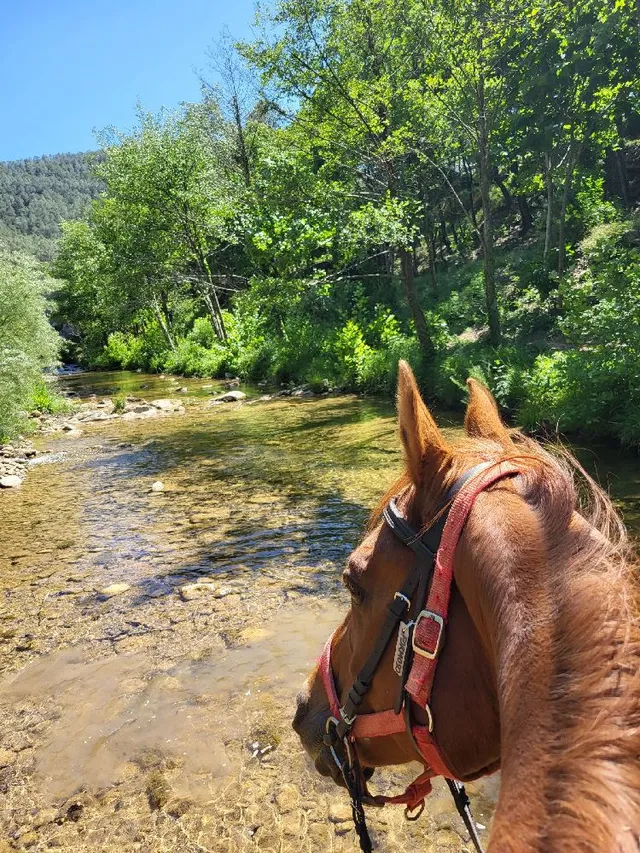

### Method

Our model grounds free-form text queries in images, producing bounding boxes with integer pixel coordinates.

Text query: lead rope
[324,720,373,853]
[446,779,485,853]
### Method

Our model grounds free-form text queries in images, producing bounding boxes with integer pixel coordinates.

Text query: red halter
[320,461,520,814]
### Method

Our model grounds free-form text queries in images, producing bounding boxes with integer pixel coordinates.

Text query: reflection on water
[1,370,639,851]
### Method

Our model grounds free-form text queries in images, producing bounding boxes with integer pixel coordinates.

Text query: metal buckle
[425,703,434,732]
[340,707,356,727]
[412,610,445,660]
[394,591,411,609]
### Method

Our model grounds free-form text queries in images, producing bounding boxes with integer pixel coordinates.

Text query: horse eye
[343,574,364,605]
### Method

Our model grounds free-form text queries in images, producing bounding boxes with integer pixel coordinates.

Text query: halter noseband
[320,461,521,853]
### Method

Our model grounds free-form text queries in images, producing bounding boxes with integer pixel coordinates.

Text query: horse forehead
[350,521,408,573]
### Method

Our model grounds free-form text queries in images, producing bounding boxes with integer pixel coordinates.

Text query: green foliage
[34,0,640,447]
[0,247,60,440]
[29,378,70,415]
[433,345,529,410]
[112,393,127,414]
[520,216,640,444]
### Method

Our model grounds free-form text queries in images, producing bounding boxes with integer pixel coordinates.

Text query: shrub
[163,339,229,377]
[30,378,70,415]
[433,344,529,411]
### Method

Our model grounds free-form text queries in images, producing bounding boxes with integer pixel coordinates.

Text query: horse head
[293,360,640,852]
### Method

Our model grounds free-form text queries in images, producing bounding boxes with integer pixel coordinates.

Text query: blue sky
[1,0,257,162]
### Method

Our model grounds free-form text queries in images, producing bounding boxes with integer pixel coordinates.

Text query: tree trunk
[400,248,434,360]
[152,298,176,351]
[614,146,630,209]
[495,175,513,212]
[543,153,554,268]
[428,235,438,295]
[516,195,533,236]
[477,74,501,346]
[464,158,480,244]
[232,94,252,188]
[557,145,576,277]
[202,288,225,341]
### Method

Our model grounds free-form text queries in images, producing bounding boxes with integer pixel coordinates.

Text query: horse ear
[397,360,449,485]
[464,378,514,446]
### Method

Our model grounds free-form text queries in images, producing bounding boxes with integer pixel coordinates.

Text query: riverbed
[1,371,638,852]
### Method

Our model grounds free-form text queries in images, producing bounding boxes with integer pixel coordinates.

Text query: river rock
[213,390,246,403]
[99,583,131,597]
[122,408,156,421]
[151,398,180,412]
[150,481,165,492]
[276,784,300,813]
[0,748,14,767]
[329,802,352,823]
[178,582,217,601]
[0,475,22,488]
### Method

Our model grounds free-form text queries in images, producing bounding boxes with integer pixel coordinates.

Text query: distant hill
[0,152,104,260]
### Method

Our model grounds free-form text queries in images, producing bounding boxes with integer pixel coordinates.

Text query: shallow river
[1,371,638,852]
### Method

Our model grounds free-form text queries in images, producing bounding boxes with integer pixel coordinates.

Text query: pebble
[329,802,352,823]
[0,748,14,767]
[178,582,217,601]
[275,784,300,813]
[0,475,22,488]
[150,481,164,492]
[99,583,131,598]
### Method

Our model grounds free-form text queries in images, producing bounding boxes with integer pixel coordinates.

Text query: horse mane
[370,427,640,848]
[504,434,640,850]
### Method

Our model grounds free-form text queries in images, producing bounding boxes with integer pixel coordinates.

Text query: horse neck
[461,495,640,852]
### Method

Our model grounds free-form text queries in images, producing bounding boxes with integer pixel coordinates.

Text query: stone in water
[99,583,131,598]
[0,475,22,488]
[151,481,164,492]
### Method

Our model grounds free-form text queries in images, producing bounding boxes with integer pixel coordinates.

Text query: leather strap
[406,461,521,708]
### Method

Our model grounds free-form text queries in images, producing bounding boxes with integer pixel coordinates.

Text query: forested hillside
[0,153,103,259]
[50,0,640,445]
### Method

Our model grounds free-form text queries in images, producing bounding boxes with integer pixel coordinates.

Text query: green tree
[0,246,60,440]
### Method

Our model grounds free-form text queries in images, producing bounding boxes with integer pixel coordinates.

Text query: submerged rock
[0,475,22,488]
[98,583,131,598]
[150,481,165,492]
[178,582,218,601]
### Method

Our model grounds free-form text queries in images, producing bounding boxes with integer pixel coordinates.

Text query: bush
[433,344,529,411]
[30,378,70,415]
[0,248,60,441]
[519,216,640,444]
[163,339,229,377]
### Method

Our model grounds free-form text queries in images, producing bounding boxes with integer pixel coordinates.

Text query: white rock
[178,582,217,601]
[213,390,246,403]
[0,475,22,488]
[150,399,176,411]
[99,583,131,597]
[150,481,165,492]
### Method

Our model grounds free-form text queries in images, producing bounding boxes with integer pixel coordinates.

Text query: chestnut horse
[293,361,640,852]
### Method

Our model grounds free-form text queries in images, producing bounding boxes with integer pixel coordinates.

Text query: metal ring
[404,800,425,821]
